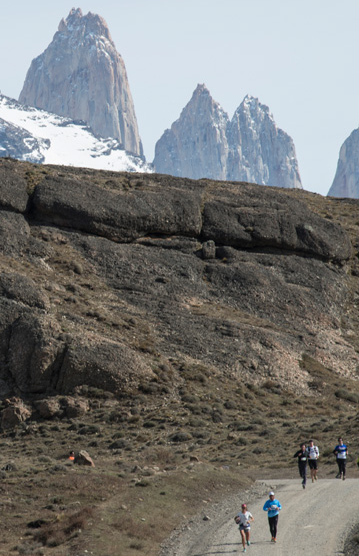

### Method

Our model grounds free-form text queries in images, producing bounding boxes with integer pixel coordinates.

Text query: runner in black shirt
[293,443,308,489]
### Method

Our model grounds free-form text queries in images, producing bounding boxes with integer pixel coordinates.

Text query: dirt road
[162,478,359,555]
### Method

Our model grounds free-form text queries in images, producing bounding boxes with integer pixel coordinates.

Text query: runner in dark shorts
[293,443,308,489]
[307,439,319,482]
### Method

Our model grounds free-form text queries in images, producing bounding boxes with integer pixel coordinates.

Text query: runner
[307,439,319,482]
[293,443,308,489]
[333,437,348,480]
[263,491,282,543]
[234,503,254,553]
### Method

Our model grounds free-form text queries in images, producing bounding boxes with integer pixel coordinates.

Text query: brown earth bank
[1,157,359,554]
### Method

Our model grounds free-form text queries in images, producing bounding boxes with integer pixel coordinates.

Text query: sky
[1,0,359,196]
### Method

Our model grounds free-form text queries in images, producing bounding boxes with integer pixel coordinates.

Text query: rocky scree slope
[0,158,358,428]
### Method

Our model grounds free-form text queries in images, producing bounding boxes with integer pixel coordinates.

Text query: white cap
[269,491,275,496]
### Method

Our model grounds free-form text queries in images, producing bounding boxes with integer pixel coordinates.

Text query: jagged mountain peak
[239,95,273,121]
[154,85,302,189]
[58,7,112,42]
[153,84,229,180]
[19,9,143,158]
[183,84,227,114]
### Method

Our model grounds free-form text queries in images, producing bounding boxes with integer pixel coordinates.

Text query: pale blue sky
[1,0,359,195]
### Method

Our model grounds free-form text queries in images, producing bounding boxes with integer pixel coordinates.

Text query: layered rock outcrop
[0,158,356,408]
[328,128,359,198]
[19,8,143,157]
[154,84,302,188]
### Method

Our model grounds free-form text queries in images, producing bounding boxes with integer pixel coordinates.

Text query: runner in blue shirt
[333,437,348,480]
[263,491,282,542]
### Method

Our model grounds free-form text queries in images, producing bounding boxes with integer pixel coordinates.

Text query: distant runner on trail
[333,437,348,480]
[307,439,319,482]
[263,491,282,543]
[234,503,254,553]
[293,443,308,489]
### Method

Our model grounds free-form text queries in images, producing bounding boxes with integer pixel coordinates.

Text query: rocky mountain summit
[154,84,302,188]
[19,8,143,157]
[328,128,359,198]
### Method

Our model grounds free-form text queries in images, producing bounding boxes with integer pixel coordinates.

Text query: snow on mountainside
[0,95,152,173]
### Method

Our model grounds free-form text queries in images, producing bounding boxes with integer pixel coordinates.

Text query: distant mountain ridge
[153,84,302,189]
[0,94,151,172]
[19,8,143,158]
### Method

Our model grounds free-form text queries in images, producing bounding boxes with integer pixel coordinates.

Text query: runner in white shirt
[307,439,319,482]
[234,503,254,553]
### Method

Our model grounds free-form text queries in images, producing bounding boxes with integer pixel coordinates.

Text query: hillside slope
[1,158,359,555]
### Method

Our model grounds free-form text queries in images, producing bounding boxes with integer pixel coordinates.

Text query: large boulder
[56,335,155,395]
[6,313,63,393]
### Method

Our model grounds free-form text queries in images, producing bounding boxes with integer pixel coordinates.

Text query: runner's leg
[240,529,246,549]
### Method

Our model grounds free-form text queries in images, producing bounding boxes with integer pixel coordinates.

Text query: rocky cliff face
[328,128,359,198]
[0,157,355,405]
[154,84,302,189]
[19,8,143,157]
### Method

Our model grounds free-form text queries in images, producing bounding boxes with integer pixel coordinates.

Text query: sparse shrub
[135,480,150,487]
[143,421,156,428]
[181,394,197,404]
[185,404,201,415]
[235,437,247,446]
[335,389,359,403]
[109,439,129,450]
[169,431,192,443]
[32,507,93,547]
[229,422,255,432]
[130,541,145,550]
[77,425,100,435]
[139,383,160,395]
[211,412,222,423]
[200,404,212,414]
[188,418,205,427]
[17,541,45,555]
[192,430,210,439]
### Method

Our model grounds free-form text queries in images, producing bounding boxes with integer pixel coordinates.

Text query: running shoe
[243,549,246,553]
[247,541,250,546]
[273,538,277,543]
[302,484,305,489]
[343,476,346,480]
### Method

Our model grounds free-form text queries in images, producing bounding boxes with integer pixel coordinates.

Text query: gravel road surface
[161,478,359,556]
